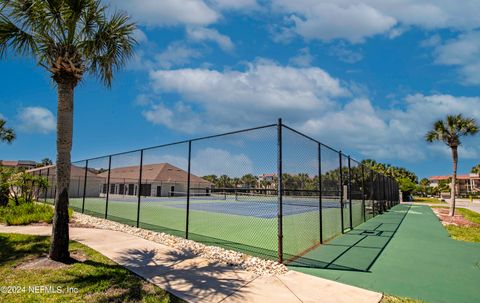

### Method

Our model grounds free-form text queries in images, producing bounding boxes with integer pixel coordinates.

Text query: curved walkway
[0,225,381,303]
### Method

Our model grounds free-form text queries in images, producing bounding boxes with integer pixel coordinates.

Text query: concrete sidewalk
[405,200,480,214]
[0,225,382,303]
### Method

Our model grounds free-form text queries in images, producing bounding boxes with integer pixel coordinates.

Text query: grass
[445,225,480,242]
[381,295,423,303]
[446,207,480,242]
[0,233,181,302]
[380,295,423,303]
[429,206,480,243]
[0,202,72,225]
[455,208,480,224]
[412,197,446,204]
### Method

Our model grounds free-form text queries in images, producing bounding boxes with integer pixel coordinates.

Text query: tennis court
[35,121,399,267]
[61,193,365,263]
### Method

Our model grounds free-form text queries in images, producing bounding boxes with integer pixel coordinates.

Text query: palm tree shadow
[116,247,254,302]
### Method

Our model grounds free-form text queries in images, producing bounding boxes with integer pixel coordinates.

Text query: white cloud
[273,1,396,43]
[328,43,363,64]
[191,148,254,177]
[272,0,480,43]
[132,29,148,44]
[209,0,259,11]
[138,147,256,177]
[155,42,203,69]
[112,0,219,27]
[146,60,348,130]
[433,31,480,85]
[139,59,480,162]
[17,107,55,134]
[187,27,234,51]
[289,47,314,67]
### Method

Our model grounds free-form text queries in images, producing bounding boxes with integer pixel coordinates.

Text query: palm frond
[0,0,136,87]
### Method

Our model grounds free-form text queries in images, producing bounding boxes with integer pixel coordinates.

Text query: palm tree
[0,118,15,143]
[241,174,258,189]
[218,175,232,188]
[0,0,136,261]
[472,164,480,174]
[426,114,479,216]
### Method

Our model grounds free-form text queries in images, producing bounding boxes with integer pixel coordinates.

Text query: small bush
[0,202,73,226]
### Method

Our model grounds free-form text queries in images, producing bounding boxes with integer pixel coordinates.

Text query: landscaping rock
[72,212,288,276]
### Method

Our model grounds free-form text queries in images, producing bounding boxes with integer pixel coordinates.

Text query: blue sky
[1,0,480,179]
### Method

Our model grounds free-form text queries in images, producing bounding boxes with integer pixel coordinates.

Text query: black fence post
[361,165,366,222]
[186,141,192,239]
[45,168,49,202]
[277,118,283,264]
[318,143,323,244]
[371,170,375,217]
[385,176,388,210]
[105,156,112,219]
[339,152,344,233]
[348,156,353,230]
[136,150,144,228]
[82,160,88,213]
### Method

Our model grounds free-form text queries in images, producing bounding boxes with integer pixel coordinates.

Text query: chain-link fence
[30,119,400,267]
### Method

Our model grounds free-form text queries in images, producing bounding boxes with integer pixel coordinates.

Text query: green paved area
[292,204,480,303]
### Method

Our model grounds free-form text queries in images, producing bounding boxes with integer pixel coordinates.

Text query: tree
[41,158,53,167]
[471,164,480,174]
[0,0,136,261]
[426,114,479,216]
[0,118,15,143]
[218,175,232,188]
[241,174,257,189]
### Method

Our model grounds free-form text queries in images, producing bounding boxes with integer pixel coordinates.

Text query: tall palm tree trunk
[49,79,75,261]
[450,146,458,217]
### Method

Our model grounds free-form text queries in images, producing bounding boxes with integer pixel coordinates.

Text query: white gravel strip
[72,212,288,276]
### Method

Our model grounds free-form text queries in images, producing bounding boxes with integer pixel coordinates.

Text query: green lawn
[444,208,480,243]
[412,197,446,204]
[456,208,480,224]
[381,295,423,303]
[0,233,181,302]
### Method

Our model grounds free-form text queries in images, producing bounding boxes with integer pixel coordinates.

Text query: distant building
[429,174,480,196]
[97,163,211,198]
[27,164,105,199]
[27,163,212,199]
[1,160,37,169]
[258,173,277,182]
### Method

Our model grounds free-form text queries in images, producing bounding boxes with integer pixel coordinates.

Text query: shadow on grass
[0,233,183,303]
[0,234,50,265]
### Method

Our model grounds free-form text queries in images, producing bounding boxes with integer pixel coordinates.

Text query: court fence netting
[31,119,400,267]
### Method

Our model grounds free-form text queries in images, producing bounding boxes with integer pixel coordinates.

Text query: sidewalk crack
[275,276,303,303]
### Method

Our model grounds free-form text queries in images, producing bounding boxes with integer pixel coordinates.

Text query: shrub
[0,202,72,225]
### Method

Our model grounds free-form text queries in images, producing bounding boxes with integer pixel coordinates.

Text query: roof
[429,175,476,181]
[1,160,18,167]
[1,160,37,167]
[27,165,102,179]
[98,163,211,186]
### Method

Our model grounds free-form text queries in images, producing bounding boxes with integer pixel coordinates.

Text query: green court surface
[57,197,353,261]
[45,196,365,264]
[292,204,480,303]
